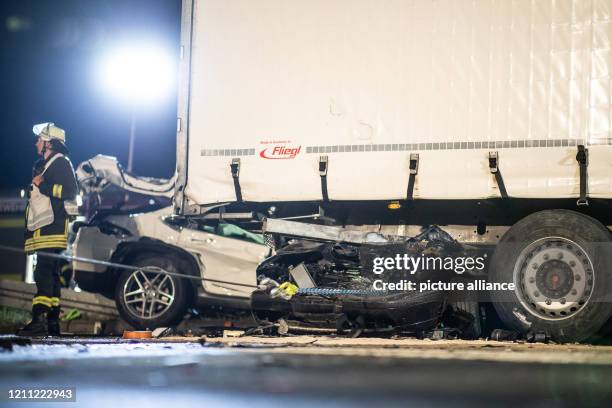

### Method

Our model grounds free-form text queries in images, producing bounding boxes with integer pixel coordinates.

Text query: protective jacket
[24,152,78,252]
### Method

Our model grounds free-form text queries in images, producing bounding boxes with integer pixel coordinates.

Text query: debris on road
[223,330,245,338]
[490,329,519,342]
[122,330,152,339]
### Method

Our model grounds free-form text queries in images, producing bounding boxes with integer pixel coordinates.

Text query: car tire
[489,209,612,342]
[115,253,191,330]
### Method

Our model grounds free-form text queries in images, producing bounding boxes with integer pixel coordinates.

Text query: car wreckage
[72,155,269,329]
[70,155,527,339]
[251,222,489,338]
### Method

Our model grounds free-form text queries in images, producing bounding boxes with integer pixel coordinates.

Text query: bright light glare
[96,45,176,105]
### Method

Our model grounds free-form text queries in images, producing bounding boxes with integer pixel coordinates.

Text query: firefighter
[17,123,78,336]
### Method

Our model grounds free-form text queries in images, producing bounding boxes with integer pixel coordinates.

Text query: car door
[179,222,269,298]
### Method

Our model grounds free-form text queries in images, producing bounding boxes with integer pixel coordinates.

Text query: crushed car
[71,155,269,329]
[252,225,484,338]
[70,155,483,338]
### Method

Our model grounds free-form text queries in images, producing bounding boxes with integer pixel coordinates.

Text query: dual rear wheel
[489,210,612,342]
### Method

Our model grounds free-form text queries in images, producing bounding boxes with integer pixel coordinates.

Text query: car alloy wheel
[122,267,176,319]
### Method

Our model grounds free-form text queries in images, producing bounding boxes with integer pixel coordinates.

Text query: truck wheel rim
[513,237,594,321]
[123,267,176,320]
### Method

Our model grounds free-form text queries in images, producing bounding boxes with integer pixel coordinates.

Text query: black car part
[253,225,481,337]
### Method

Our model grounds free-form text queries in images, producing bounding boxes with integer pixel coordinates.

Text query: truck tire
[115,254,190,330]
[489,209,612,342]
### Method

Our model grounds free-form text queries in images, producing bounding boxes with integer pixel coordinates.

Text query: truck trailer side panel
[178,0,612,207]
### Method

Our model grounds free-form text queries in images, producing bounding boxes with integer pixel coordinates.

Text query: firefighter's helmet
[33,122,66,143]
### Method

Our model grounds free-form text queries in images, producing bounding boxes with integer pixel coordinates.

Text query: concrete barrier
[0,279,118,320]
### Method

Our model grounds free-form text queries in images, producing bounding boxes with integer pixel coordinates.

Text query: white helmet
[33,122,65,143]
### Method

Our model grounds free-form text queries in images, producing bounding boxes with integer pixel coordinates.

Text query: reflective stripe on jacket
[24,152,77,253]
[24,220,69,252]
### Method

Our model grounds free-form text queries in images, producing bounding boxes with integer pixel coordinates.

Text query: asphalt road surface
[1,336,611,407]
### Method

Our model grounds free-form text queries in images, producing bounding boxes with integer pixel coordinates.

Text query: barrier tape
[0,244,259,289]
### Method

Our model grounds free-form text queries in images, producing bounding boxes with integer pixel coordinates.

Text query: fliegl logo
[259,145,302,160]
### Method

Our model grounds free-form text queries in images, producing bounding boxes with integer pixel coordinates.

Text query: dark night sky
[0,0,181,191]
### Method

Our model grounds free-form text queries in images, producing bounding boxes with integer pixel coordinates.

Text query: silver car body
[71,155,269,302]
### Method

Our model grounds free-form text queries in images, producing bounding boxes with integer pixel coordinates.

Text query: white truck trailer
[174,0,612,341]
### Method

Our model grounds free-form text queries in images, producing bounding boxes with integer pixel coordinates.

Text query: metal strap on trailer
[488,151,508,198]
[576,145,589,206]
[319,155,329,202]
[230,158,243,202]
[406,153,419,200]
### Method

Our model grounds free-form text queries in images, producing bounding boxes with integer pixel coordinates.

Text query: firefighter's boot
[16,305,48,337]
[48,306,61,336]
